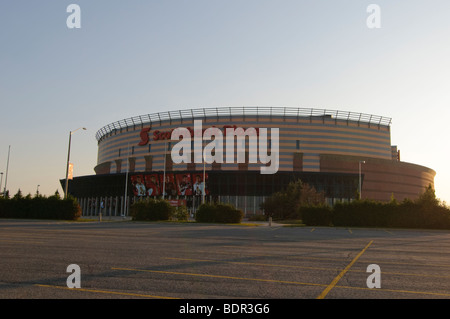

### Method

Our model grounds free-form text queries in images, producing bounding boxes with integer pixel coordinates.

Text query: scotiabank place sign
[138,120,279,174]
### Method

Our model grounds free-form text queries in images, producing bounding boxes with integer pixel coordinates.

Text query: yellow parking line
[166,257,450,280]
[164,257,336,272]
[112,265,450,298]
[112,267,328,288]
[168,257,450,278]
[317,240,373,299]
[35,284,179,299]
[178,248,450,270]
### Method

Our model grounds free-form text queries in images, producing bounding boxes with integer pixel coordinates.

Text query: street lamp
[162,141,167,200]
[36,184,40,196]
[359,160,366,200]
[122,143,130,217]
[65,127,86,198]
[202,139,206,205]
[0,172,3,197]
[3,145,10,197]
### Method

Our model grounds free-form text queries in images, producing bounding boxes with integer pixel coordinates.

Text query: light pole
[65,127,86,198]
[202,139,206,204]
[36,184,40,196]
[359,160,366,200]
[122,143,130,217]
[4,145,10,197]
[162,141,167,200]
[0,172,3,197]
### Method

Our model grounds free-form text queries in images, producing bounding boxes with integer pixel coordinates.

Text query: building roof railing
[95,106,392,142]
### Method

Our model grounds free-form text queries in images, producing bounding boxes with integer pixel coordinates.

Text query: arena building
[63,107,436,217]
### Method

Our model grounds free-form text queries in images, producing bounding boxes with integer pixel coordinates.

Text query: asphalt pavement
[1,218,450,305]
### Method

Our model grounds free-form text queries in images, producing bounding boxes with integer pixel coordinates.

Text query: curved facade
[65,107,435,216]
[95,107,393,174]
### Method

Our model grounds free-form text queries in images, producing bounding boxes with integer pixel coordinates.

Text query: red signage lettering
[138,125,260,146]
[138,127,151,146]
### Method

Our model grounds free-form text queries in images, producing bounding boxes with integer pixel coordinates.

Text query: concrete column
[95,197,99,216]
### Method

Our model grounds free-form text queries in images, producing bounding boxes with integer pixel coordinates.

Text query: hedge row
[300,200,450,229]
[300,205,333,226]
[196,203,244,223]
[129,200,244,224]
[0,196,82,220]
[130,198,175,221]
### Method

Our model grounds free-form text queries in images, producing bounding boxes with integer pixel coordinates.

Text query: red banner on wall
[68,163,74,180]
[130,172,208,197]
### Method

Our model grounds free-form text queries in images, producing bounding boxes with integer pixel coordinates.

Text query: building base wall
[320,154,436,202]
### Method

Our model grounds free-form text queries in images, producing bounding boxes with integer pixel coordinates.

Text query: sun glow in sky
[1,1,449,202]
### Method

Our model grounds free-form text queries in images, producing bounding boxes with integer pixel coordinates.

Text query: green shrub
[300,205,332,226]
[130,198,175,221]
[196,203,243,224]
[215,203,244,223]
[299,187,450,230]
[328,197,450,230]
[195,203,217,223]
[129,200,148,221]
[175,205,189,221]
[387,199,450,230]
[332,200,390,228]
[0,195,81,220]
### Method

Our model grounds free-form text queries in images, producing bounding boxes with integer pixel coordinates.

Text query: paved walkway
[79,215,284,226]
[79,215,132,222]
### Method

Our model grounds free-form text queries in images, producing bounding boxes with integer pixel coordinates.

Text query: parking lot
[1,218,450,303]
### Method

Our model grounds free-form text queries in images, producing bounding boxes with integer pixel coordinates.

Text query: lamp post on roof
[65,127,86,199]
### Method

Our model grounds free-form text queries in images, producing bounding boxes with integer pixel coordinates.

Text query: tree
[261,179,325,219]
[13,189,23,200]
[389,193,398,205]
[49,190,61,200]
[416,184,439,207]
[298,182,325,205]
[260,191,290,219]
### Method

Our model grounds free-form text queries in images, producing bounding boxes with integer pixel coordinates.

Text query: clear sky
[1,1,449,203]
